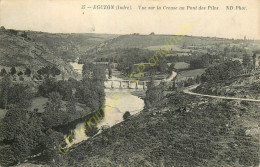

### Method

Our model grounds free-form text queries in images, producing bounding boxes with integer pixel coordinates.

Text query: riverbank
[129,90,146,99]
[66,91,260,167]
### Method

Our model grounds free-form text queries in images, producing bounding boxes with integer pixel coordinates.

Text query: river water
[68,62,145,145]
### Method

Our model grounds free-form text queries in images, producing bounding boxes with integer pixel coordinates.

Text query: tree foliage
[37,66,61,77]
[17,71,23,76]
[201,60,243,83]
[242,54,252,72]
[0,68,7,77]
[145,76,164,108]
[0,74,11,109]
[80,63,106,111]
[7,83,33,108]
[10,67,16,75]
[123,111,131,120]
[0,76,32,109]
[24,68,31,77]
[38,77,72,101]
[45,92,62,113]
[0,108,44,166]
[108,64,112,79]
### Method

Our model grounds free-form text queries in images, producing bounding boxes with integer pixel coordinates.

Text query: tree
[66,96,76,114]
[0,108,44,166]
[172,80,176,90]
[10,67,16,75]
[168,63,175,74]
[252,53,257,70]
[242,54,252,72]
[123,111,131,120]
[19,76,24,81]
[82,64,106,111]
[41,129,68,166]
[201,54,210,67]
[0,74,11,110]
[201,60,243,83]
[158,58,168,74]
[7,83,33,109]
[24,68,31,77]
[45,92,62,113]
[0,68,7,77]
[37,66,60,77]
[38,76,57,97]
[108,64,112,79]
[56,80,73,101]
[0,145,16,166]
[50,66,61,76]
[190,59,204,69]
[17,71,23,76]
[195,75,201,84]
[145,76,164,108]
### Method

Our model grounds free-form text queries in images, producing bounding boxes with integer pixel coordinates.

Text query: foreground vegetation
[66,90,259,166]
[0,63,106,166]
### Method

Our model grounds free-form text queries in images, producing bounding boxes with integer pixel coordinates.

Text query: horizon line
[1,26,260,41]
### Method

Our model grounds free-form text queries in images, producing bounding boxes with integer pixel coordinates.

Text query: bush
[24,68,31,77]
[19,75,24,81]
[123,111,131,120]
[10,67,16,75]
[201,60,243,83]
[0,68,7,77]
[17,71,23,76]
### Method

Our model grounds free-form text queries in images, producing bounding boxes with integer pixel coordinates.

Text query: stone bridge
[104,80,173,89]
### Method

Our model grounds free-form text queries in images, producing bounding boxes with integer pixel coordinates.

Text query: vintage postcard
[0,0,259,166]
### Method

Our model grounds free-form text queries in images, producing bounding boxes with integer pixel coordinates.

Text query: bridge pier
[128,81,131,88]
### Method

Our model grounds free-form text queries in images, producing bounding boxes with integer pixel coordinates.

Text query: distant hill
[0,29,117,75]
[94,34,233,51]
[83,34,241,61]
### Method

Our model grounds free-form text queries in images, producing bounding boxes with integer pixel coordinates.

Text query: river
[67,62,145,145]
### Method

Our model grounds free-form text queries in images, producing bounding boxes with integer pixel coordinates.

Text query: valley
[0,27,260,167]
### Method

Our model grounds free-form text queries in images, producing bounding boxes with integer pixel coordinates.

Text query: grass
[174,62,190,70]
[180,68,205,77]
[29,97,48,113]
[29,96,86,113]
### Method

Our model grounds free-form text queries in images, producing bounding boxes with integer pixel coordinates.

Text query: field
[180,68,205,77]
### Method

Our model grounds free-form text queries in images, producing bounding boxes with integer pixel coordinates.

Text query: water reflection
[66,62,145,145]
[70,88,144,144]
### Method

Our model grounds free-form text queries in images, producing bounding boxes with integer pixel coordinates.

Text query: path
[163,71,177,82]
[183,85,260,102]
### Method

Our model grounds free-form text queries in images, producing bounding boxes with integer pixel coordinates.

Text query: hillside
[66,90,260,167]
[96,34,232,51]
[0,29,117,76]
[27,31,118,61]
[195,72,260,99]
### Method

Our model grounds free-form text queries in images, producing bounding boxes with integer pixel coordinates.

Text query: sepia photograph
[0,0,259,166]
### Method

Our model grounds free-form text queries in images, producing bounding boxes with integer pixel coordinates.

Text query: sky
[0,0,259,39]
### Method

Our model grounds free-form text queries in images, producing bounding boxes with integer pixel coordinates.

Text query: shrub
[123,111,131,120]
[19,76,24,81]
[17,71,23,76]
